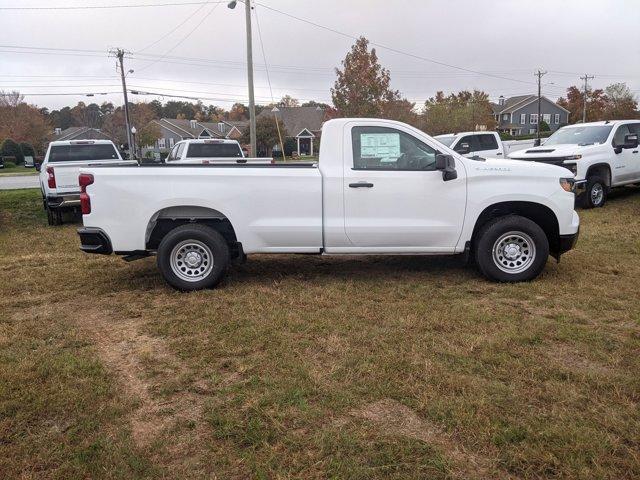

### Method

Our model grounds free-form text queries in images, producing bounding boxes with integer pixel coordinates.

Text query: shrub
[1,139,23,164]
[19,142,36,160]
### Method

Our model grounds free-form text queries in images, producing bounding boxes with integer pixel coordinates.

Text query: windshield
[545,125,613,146]
[435,136,455,147]
[48,144,119,162]
[187,143,242,158]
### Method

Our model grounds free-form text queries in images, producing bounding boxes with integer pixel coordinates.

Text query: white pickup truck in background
[434,131,534,159]
[167,139,273,164]
[78,118,580,290]
[38,140,135,225]
[509,120,640,208]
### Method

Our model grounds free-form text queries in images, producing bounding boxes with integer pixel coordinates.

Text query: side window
[175,142,185,160]
[454,135,478,153]
[613,125,631,146]
[351,126,438,171]
[476,134,499,151]
[167,144,180,161]
[627,123,640,136]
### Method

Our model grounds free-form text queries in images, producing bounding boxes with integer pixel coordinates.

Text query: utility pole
[228,0,256,156]
[244,0,256,157]
[110,48,134,161]
[534,69,546,144]
[580,74,595,123]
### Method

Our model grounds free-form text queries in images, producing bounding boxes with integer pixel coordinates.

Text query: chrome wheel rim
[492,231,536,274]
[170,240,213,282]
[591,183,604,205]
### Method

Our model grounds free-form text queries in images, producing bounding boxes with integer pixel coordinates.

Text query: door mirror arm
[435,154,458,181]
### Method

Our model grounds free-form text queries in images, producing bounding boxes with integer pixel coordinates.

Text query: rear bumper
[558,227,579,255]
[47,193,80,210]
[77,227,112,255]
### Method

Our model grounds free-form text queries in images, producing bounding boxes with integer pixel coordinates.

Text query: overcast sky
[1,0,638,111]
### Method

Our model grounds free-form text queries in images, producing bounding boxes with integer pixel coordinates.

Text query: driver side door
[343,123,467,251]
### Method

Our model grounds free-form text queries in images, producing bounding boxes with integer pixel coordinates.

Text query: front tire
[580,175,607,208]
[474,215,549,282]
[157,224,230,291]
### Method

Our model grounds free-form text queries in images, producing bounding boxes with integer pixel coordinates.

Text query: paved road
[0,175,40,190]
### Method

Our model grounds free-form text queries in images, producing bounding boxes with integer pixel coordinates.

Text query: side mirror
[435,154,458,181]
[456,142,471,155]
[533,138,542,147]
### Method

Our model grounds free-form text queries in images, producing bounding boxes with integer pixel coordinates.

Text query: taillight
[46,166,56,188]
[79,173,94,215]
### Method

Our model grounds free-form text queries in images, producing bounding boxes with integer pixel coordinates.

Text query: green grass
[1,187,639,479]
[0,162,38,176]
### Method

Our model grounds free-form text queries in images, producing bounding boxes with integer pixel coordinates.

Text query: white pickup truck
[167,138,272,164]
[78,118,580,290]
[435,131,535,158]
[38,140,135,225]
[509,120,640,208]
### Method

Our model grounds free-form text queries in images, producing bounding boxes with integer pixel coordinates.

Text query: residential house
[491,95,570,136]
[145,118,247,156]
[52,127,114,142]
[257,106,325,156]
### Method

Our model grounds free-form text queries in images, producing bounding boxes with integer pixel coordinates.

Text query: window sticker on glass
[360,133,400,162]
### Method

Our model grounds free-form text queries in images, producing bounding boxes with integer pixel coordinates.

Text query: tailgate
[52,160,135,194]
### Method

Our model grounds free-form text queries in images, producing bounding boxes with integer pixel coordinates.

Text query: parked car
[508,120,640,208]
[167,139,273,164]
[77,118,580,290]
[38,140,136,225]
[24,156,35,168]
[434,131,504,158]
[0,157,4,169]
[434,131,536,158]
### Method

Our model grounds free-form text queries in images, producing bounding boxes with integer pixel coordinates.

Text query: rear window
[49,144,119,162]
[187,143,242,158]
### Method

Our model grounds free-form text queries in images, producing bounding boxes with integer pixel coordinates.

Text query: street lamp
[228,0,256,157]
[130,126,137,159]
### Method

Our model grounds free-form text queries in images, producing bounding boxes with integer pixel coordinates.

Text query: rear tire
[580,175,607,208]
[157,224,230,291]
[474,215,549,282]
[46,206,62,226]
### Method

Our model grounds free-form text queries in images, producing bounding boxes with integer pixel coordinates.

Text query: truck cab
[167,139,273,164]
[508,120,640,208]
[434,131,504,158]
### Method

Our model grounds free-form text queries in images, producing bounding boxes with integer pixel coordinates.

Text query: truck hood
[470,156,573,177]
[508,143,600,159]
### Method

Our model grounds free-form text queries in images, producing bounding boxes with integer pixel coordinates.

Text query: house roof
[491,95,570,115]
[52,127,113,141]
[155,118,225,139]
[257,106,325,137]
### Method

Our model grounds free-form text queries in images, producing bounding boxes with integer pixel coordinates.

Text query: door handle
[349,182,374,188]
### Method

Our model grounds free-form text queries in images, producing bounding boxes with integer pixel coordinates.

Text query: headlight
[565,155,582,160]
[559,177,575,192]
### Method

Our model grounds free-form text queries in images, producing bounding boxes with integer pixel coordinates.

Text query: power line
[134,1,222,72]
[0,1,221,11]
[136,1,213,53]
[254,2,536,86]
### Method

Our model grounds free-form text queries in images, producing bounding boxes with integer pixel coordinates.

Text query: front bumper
[77,227,112,255]
[47,193,80,210]
[558,227,579,255]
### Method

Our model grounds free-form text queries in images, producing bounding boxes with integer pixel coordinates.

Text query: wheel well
[471,201,560,253]
[586,163,611,187]
[146,206,241,258]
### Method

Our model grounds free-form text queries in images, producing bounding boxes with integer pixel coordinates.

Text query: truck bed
[80,162,323,254]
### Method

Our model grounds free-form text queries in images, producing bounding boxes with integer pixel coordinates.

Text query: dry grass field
[1,187,639,479]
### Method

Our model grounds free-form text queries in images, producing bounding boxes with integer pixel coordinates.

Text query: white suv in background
[509,120,640,208]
